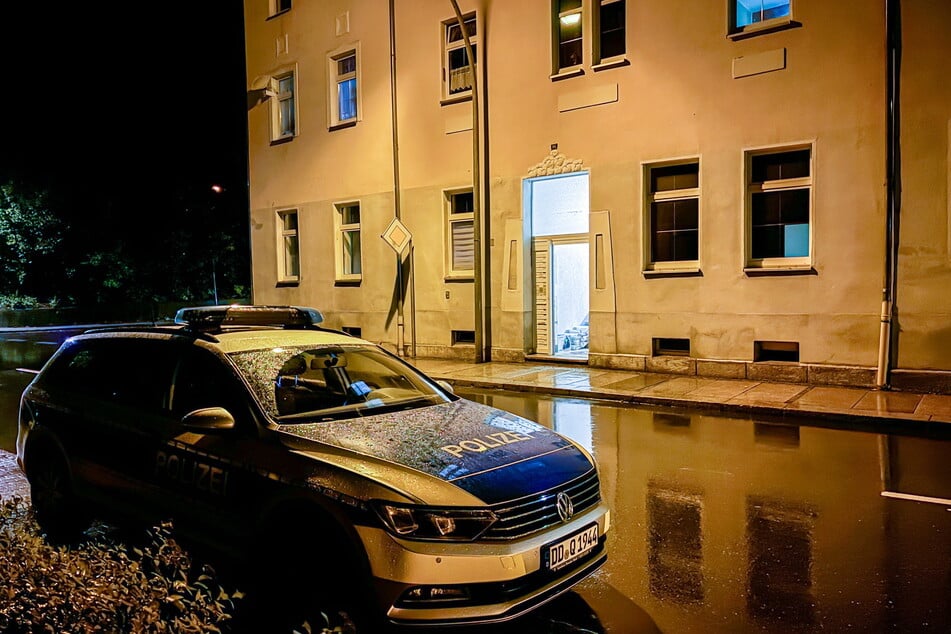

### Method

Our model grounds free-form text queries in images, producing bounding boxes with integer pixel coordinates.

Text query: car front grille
[483,469,601,540]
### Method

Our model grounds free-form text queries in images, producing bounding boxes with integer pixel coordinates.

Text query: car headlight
[372,502,497,541]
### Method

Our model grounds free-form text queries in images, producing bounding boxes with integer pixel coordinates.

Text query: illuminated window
[555,0,583,72]
[731,0,793,36]
[594,0,625,63]
[270,70,296,141]
[745,146,812,268]
[335,202,362,283]
[645,160,699,270]
[445,189,474,278]
[276,209,300,283]
[328,47,360,128]
[442,13,477,100]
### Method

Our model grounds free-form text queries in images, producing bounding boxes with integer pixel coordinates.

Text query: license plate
[544,523,599,572]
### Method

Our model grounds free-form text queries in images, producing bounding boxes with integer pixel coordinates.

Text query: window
[270,70,296,141]
[731,0,792,36]
[445,189,474,278]
[594,0,625,64]
[555,0,583,72]
[328,47,359,128]
[268,0,291,17]
[443,13,477,101]
[746,147,811,267]
[277,209,300,283]
[645,160,699,269]
[335,202,362,282]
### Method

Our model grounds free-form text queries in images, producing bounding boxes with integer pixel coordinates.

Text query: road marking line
[881,491,951,506]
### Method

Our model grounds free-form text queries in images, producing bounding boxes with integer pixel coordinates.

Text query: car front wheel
[27,447,89,542]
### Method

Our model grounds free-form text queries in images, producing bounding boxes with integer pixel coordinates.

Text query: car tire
[26,446,89,542]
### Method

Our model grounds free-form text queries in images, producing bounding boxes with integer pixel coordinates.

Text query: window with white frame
[445,189,475,278]
[268,0,291,18]
[335,202,362,282]
[731,0,792,35]
[746,146,812,267]
[277,209,300,283]
[554,0,584,72]
[442,13,477,100]
[269,70,296,141]
[646,161,699,269]
[594,0,626,64]
[328,47,359,128]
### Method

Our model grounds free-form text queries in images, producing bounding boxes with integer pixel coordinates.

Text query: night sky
[0,2,248,217]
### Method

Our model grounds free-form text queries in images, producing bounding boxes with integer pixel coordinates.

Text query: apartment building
[243,0,951,392]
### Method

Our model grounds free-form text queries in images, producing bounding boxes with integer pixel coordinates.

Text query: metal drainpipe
[449,0,489,363]
[877,0,901,388]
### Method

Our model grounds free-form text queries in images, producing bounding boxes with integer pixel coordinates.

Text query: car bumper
[357,503,610,626]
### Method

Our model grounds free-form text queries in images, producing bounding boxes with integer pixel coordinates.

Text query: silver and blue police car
[16,305,610,627]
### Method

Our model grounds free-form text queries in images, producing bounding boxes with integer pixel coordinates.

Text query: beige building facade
[243,0,951,392]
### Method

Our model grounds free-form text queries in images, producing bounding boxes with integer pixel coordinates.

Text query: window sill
[643,267,702,279]
[445,274,474,283]
[550,67,584,82]
[266,9,291,20]
[440,93,473,107]
[728,18,801,41]
[276,279,300,287]
[744,265,816,277]
[334,278,362,287]
[270,135,295,146]
[592,57,630,72]
[329,120,357,132]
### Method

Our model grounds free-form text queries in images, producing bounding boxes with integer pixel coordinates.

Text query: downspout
[449,0,490,363]
[389,0,413,357]
[877,0,901,388]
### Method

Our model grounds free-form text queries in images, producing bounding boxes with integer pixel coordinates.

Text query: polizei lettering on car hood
[277,400,594,504]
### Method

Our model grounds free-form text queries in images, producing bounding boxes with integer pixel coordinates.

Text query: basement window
[452,330,476,345]
[754,340,799,362]
[653,337,691,356]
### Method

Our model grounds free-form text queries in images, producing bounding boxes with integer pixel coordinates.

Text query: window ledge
[744,265,816,277]
[728,19,801,41]
[440,93,473,107]
[445,274,474,283]
[329,120,357,132]
[643,267,703,278]
[266,9,291,21]
[592,57,630,72]
[550,68,585,82]
[334,278,362,287]
[276,280,300,287]
[270,135,295,146]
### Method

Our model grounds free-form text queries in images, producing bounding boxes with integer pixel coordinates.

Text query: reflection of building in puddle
[648,481,704,603]
[652,411,692,432]
[754,422,801,449]
[746,496,817,626]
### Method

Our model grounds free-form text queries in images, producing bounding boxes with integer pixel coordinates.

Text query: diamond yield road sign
[382,217,412,255]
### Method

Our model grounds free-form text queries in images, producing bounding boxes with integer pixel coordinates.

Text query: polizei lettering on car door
[154,450,229,495]
[440,430,534,457]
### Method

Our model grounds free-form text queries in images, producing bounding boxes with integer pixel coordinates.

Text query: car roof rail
[174,304,325,333]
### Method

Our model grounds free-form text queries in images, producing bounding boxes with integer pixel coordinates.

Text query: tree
[0,179,67,303]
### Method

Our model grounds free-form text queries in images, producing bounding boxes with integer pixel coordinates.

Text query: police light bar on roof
[174,305,324,330]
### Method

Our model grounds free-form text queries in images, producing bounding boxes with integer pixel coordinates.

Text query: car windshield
[229,344,451,422]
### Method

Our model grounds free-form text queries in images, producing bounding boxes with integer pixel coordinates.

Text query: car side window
[42,339,176,413]
[171,348,244,420]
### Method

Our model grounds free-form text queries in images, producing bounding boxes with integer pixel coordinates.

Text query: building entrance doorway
[526,172,589,359]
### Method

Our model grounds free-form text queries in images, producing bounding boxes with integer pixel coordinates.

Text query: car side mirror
[437,380,455,395]
[182,407,236,433]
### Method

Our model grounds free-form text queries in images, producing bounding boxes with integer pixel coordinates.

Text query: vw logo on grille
[556,492,574,523]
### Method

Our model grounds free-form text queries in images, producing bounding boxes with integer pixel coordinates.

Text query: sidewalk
[5,357,951,502]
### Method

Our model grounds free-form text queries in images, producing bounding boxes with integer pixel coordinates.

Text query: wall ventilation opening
[754,340,800,362]
[342,326,362,337]
[452,330,476,345]
[653,337,691,356]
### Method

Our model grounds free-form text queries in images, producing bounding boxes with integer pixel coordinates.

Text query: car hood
[277,399,594,504]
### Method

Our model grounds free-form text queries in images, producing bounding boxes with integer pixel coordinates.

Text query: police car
[16,305,610,627]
